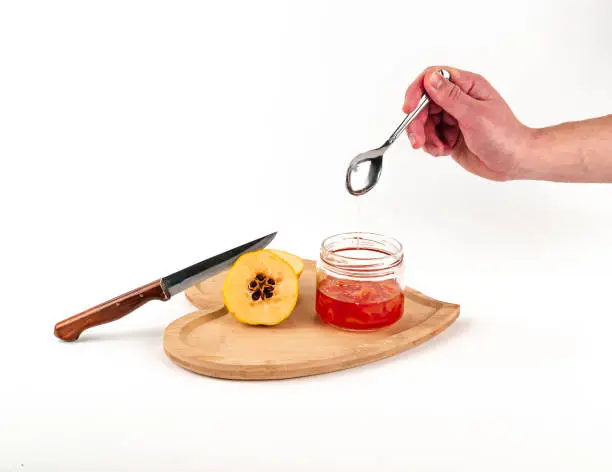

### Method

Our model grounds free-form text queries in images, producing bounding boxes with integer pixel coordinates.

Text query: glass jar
[315,232,405,331]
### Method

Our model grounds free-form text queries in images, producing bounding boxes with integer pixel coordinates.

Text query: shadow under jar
[315,232,405,331]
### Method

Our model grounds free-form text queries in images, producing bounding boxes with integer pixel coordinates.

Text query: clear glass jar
[315,232,405,331]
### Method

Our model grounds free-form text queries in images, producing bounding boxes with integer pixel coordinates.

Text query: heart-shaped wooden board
[163,260,459,380]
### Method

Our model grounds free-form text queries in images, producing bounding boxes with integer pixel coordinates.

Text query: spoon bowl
[345,147,386,196]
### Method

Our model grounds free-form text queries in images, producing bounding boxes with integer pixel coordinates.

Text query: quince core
[222,250,299,326]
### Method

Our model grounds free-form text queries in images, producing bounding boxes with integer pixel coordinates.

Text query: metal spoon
[345,69,451,196]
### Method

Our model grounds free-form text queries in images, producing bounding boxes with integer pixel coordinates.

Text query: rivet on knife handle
[54,280,169,342]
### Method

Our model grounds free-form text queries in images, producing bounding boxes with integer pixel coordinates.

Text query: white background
[2,0,612,470]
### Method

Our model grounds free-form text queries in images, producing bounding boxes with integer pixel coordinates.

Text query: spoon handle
[386,69,450,146]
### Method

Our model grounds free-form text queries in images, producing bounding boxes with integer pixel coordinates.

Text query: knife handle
[54,280,169,342]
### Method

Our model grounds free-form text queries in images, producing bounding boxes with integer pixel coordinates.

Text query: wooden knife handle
[54,280,169,342]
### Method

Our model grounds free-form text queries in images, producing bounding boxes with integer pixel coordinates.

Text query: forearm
[520,115,612,183]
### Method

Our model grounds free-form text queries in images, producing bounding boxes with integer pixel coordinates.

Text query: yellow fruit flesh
[222,250,299,326]
[269,249,304,277]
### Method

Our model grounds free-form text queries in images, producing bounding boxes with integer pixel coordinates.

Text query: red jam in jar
[315,233,405,331]
[316,276,404,330]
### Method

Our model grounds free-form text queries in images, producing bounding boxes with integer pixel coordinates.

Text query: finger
[404,64,494,109]
[424,120,446,150]
[403,70,426,114]
[403,70,428,148]
[422,65,498,101]
[429,103,442,114]
[405,104,429,148]
[423,71,479,121]
[441,124,461,149]
[423,142,452,157]
[442,112,457,126]
[407,96,443,147]
[423,142,443,157]
[423,121,454,158]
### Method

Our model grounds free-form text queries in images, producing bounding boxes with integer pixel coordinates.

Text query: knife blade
[54,232,277,342]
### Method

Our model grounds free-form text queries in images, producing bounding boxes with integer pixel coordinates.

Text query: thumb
[424,70,478,121]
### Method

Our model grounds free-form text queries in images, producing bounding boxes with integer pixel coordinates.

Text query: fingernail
[407,132,416,147]
[430,72,444,89]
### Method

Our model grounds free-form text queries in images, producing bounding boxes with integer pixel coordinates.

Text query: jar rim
[319,232,403,277]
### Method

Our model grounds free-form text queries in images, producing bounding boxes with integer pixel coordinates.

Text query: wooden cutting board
[164,260,459,380]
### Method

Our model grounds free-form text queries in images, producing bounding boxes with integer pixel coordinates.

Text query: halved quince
[269,249,304,277]
[223,250,299,326]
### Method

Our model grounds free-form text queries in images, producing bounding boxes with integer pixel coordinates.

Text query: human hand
[403,66,533,181]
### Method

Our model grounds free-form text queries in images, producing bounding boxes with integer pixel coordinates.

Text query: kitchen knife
[54,232,277,341]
